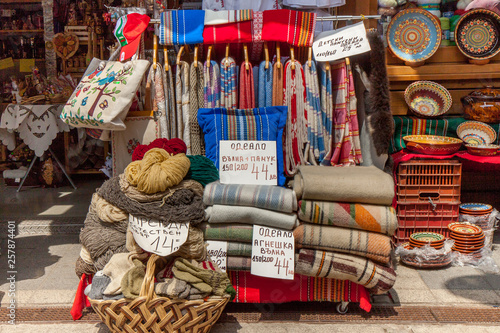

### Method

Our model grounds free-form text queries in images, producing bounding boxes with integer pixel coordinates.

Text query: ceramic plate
[456,9,500,60]
[459,203,493,212]
[457,121,497,144]
[448,222,483,235]
[466,144,500,156]
[404,81,452,117]
[387,8,442,63]
[403,135,463,155]
[410,232,445,243]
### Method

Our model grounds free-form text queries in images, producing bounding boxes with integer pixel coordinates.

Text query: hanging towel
[190,61,205,155]
[303,61,326,164]
[262,9,316,47]
[162,63,176,139]
[203,21,253,44]
[258,60,273,107]
[204,61,221,108]
[250,11,265,62]
[154,64,169,139]
[239,61,255,109]
[220,57,238,109]
[283,60,307,176]
[159,10,205,45]
[204,10,254,25]
[175,61,190,151]
[319,63,333,163]
[272,61,284,106]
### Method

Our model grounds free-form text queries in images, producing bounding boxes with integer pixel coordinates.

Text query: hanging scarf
[258,60,273,108]
[262,10,316,47]
[220,57,238,109]
[239,61,255,109]
[272,61,283,106]
[153,64,169,139]
[204,61,221,108]
[326,60,363,166]
[161,62,176,140]
[190,61,205,156]
[204,10,253,25]
[176,61,190,151]
[303,61,325,164]
[319,63,334,164]
[283,60,307,175]
[159,10,205,45]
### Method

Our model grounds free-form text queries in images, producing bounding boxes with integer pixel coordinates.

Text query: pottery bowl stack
[400,241,452,268]
[457,121,499,156]
[448,222,485,257]
[409,232,446,249]
[459,203,493,230]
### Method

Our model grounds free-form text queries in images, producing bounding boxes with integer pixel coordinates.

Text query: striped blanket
[262,10,316,47]
[298,200,398,236]
[293,224,392,264]
[227,242,252,257]
[295,249,396,295]
[204,61,221,108]
[203,182,297,213]
[199,223,253,243]
[205,205,298,230]
[227,256,251,271]
[159,10,205,45]
[220,57,238,109]
[204,10,253,25]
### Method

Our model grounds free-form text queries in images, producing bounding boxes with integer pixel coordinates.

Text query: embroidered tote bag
[59,58,150,131]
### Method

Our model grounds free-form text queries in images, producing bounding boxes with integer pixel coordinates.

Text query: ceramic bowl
[459,203,493,213]
[455,9,500,63]
[457,121,497,144]
[465,144,500,156]
[403,135,463,155]
[387,8,442,66]
[448,222,483,235]
[404,81,452,117]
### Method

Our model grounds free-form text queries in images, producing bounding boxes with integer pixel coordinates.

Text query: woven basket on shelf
[89,254,229,333]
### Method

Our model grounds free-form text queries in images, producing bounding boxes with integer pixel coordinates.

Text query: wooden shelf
[0,30,44,34]
[387,62,500,82]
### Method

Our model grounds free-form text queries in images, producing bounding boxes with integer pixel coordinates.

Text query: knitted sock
[88,271,110,300]
[172,261,213,294]
[121,259,146,300]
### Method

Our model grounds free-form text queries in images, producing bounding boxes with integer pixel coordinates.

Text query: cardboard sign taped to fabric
[129,215,189,256]
[207,241,227,272]
[313,22,371,62]
[219,140,278,185]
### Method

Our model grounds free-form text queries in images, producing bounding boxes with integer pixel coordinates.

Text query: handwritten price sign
[129,215,189,256]
[251,225,295,280]
[219,140,278,185]
[206,241,228,272]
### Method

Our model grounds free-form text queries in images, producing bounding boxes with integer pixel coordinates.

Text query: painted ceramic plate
[456,121,497,144]
[465,144,500,156]
[404,81,452,117]
[448,222,483,235]
[387,8,442,63]
[403,135,463,155]
[456,9,500,60]
[410,232,445,243]
[459,203,493,212]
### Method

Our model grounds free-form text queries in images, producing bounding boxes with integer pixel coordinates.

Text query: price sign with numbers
[219,140,277,185]
[129,215,189,256]
[251,225,295,280]
[206,241,227,272]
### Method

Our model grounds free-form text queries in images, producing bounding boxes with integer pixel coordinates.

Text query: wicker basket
[89,254,229,333]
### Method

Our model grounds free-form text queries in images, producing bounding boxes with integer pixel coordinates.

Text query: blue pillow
[197,107,288,186]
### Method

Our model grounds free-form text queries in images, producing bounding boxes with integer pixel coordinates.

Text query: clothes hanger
[307,46,312,68]
[276,43,281,69]
[224,43,230,67]
[243,44,249,70]
[176,45,185,65]
[290,46,295,70]
[194,45,199,67]
[164,47,169,72]
[206,45,213,68]
[264,42,269,69]
[153,34,158,70]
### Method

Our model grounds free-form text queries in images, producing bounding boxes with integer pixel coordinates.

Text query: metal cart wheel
[336,301,349,314]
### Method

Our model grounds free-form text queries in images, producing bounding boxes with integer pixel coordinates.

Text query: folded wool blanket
[90,193,128,223]
[293,165,395,205]
[204,9,253,25]
[98,176,205,225]
[103,251,149,296]
[295,249,396,295]
[262,9,316,47]
[293,224,392,264]
[227,242,252,257]
[159,10,205,45]
[205,205,298,230]
[227,256,251,271]
[203,20,253,44]
[155,278,207,300]
[199,223,253,243]
[203,182,297,213]
[298,200,398,236]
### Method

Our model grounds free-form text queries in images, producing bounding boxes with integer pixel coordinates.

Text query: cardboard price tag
[129,215,189,256]
[206,241,227,272]
[313,22,371,62]
[219,140,277,185]
[251,225,294,280]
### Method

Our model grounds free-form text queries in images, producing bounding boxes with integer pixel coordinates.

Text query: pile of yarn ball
[132,138,187,161]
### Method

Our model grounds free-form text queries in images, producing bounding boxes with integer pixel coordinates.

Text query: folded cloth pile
[292,165,397,294]
[203,181,298,270]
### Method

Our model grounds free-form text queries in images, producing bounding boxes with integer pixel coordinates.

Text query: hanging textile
[283,60,307,175]
[319,63,334,163]
[159,10,205,45]
[203,21,253,44]
[202,0,281,11]
[190,61,205,155]
[162,64,176,139]
[220,57,238,109]
[303,61,326,164]
[262,10,316,47]
[258,61,273,107]
[250,11,264,62]
[153,64,168,139]
[272,61,283,106]
[323,60,363,166]
[239,62,255,109]
[175,61,190,152]
[204,61,221,108]
[204,10,254,25]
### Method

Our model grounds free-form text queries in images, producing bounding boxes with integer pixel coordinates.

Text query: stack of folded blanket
[292,165,398,295]
[202,181,297,271]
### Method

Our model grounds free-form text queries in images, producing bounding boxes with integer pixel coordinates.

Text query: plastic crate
[397,160,461,203]
[393,227,451,245]
[397,202,460,229]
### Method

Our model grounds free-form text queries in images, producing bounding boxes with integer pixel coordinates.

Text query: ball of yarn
[92,193,128,223]
[131,145,149,161]
[165,138,188,155]
[132,138,188,161]
[185,155,220,187]
[125,148,191,194]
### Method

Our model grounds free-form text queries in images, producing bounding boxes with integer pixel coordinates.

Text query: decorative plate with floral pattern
[456,9,500,60]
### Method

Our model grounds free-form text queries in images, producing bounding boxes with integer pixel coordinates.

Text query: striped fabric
[175,61,190,150]
[272,61,284,106]
[203,61,221,108]
[250,11,264,61]
[159,10,205,45]
[303,61,326,164]
[239,61,255,109]
[203,181,296,213]
[199,223,253,243]
[298,200,398,236]
[294,224,392,264]
[220,57,238,109]
[162,63,176,139]
[262,9,316,47]
[204,9,253,25]
[203,21,253,44]
[227,242,252,257]
[258,61,273,107]
[189,61,205,155]
[319,63,334,162]
[295,249,397,295]
[227,256,251,271]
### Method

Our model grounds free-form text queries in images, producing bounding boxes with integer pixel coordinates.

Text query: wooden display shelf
[0,30,44,34]
[387,62,500,82]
